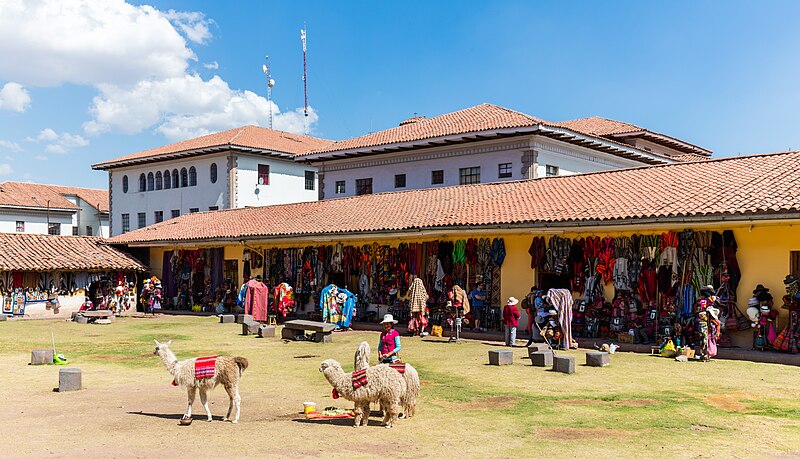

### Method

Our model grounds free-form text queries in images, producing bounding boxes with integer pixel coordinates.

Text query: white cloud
[0,82,31,112]
[85,74,318,141]
[203,61,219,70]
[0,164,13,175]
[0,0,197,87]
[29,128,88,154]
[164,10,213,44]
[34,155,48,161]
[0,140,22,152]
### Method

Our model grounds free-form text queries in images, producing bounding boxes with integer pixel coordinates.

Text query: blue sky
[1,0,799,188]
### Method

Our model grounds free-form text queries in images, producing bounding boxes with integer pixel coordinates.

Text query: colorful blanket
[389,362,406,374]
[351,369,368,389]
[195,356,217,379]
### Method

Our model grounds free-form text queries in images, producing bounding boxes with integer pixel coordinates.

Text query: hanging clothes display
[273,282,294,318]
[244,277,269,321]
[406,277,429,334]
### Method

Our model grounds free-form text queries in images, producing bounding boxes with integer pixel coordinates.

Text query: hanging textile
[450,285,471,315]
[548,288,574,349]
[244,278,269,321]
[613,257,630,291]
[407,277,429,333]
[529,236,546,270]
[272,282,295,318]
[490,238,506,267]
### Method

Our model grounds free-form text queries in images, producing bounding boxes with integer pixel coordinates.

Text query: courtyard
[1,316,800,458]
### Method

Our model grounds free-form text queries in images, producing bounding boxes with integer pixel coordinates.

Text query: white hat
[506,297,519,306]
[336,292,347,302]
[707,305,720,320]
[380,314,398,324]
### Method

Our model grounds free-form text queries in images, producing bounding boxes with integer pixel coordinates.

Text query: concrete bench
[31,350,54,365]
[258,324,276,338]
[488,349,513,366]
[530,350,553,367]
[281,320,336,343]
[242,320,260,336]
[74,310,114,325]
[586,352,610,367]
[219,314,236,324]
[553,355,576,374]
[81,310,114,319]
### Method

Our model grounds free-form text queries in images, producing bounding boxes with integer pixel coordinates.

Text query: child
[503,297,521,346]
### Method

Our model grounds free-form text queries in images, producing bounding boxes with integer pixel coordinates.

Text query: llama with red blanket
[154,340,248,423]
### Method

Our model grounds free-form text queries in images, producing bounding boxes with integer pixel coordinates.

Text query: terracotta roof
[110,150,800,245]
[557,116,712,156]
[92,125,333,170]
[307,104,545,155]
[0,233,146,271]
[0,182,108,213]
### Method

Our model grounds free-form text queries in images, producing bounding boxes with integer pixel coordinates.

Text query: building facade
[92,126,331,236]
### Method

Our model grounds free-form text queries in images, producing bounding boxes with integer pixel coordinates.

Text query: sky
[1,0,800,189]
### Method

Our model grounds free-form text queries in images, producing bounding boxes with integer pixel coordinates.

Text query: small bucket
[303,402,316,414]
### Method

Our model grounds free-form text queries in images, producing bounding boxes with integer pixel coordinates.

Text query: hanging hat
[706,305,720,320]
[547,308,558,316]
[388,288,398,296]
[753,284,769,295]
[700,285,715,294]
[506,297,519,306]
[380,314,398,324]
[785,275,799,285]
[748,297,759,307]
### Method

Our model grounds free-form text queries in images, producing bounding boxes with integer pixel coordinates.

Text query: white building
[0,182,109,237]
[92,126,332,236]
[298,104,711,198]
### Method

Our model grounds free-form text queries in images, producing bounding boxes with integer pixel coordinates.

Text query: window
[189,166,197,186]
[459,167,481,185]
[356,178,373,196]
[48,223,60,235]
[72,227,79,236]
[394,174,406,188]
[15,221,23,232]
[498,163,512,178]
[86,225,92,236]
[122,175,128,193]
[172,169,179,188]
[431,170,444,185]
[155,171,162,190]
[335,180,346,194]
[164,170,171,189]
[121,214,130,233]
[546,165,559,176]
[171,209,180,219]
[139,174,146,192]
[210,163,218,184]
[305,170,315,190]
[189,208,199,213]
[208,206,219,211]
[258,164,270,185]
[180,168,188,187]
[154,211,163,223]
[137,212,146,229]
[147,172,154,191]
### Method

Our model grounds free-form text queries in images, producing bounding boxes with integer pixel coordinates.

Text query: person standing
[378,314,402,363]
[503,297,521,346]
[469,282,487,332]
[522,287,537,343]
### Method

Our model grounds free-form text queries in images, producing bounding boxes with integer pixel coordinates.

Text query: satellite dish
[262,64,268,74]
[268,78,275,88]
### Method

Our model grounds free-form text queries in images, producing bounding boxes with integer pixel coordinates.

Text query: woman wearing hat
[378,314,402,363]
[502,297,521,346]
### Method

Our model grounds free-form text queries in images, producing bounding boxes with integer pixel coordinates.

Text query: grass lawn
[1,315,800,458]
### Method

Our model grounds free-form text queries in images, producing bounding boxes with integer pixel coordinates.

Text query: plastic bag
[431,325,443,337]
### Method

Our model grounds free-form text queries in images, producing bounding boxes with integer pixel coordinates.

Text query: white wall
[533,137,644,178]
[63,195,107,236]
[236,153,318,207]
[0,209,74,234]
[109,153,229,236]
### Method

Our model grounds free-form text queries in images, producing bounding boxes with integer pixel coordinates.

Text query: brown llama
[153,340,248,423]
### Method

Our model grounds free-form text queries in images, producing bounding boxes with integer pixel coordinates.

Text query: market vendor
[378,313,402,363]
[468,282,487,332]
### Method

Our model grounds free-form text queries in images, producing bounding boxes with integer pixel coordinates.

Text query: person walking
[503,297,521,346]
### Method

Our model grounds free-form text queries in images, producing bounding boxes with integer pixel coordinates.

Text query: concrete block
[281,327,298,340]
[0,314,6,321]
[74,314,89,324]
[530,350,553,367]
[236,314,253,324]
[553,355,576,374]
[220,314,235,324]
[488,349,513,366]
[59,368,82,392]
[527,343,550,353]
[257,325,275,338]
[312,332,332,343]
[31,349,54,365]
[242,321,259,335]
[586,352,610,367]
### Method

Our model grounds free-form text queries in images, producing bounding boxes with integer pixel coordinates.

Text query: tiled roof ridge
[485,103,548,123]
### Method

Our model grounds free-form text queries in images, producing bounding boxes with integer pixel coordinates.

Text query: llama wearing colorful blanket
[354,341,420,418]
[153,340,248,423]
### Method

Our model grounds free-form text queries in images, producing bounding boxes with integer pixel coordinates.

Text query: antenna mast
[262,56,275,129]
[301,23,309,135]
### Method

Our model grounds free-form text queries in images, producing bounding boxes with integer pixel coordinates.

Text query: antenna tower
[262,56,275,129]
[301,23,309,135]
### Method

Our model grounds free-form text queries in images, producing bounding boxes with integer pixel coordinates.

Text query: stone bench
[219,314,236,324]
[258,324,275,338]
[586,352,610,367]
[81,310,114,319]
[527,343,550,359]
[281,320,336,343]
[31,349,54,365]
[488,349,513,366]
[59,368,81,392]
[530,350,553,367]
[553,355,576,374]
[73,310,114,324]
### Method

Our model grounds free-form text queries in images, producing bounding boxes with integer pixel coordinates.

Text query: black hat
[785,275,798,285]
[753,284,770,295]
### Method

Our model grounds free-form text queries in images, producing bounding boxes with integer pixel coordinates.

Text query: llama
[153,340,248,423]
[354,341,420,418]
[319,358,406,428]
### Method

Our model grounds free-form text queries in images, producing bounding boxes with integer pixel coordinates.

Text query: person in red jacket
[503,297,521,346]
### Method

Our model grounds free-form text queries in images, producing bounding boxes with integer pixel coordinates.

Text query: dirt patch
[691,425,715,431]
[558,398,659,408]
[439,395,520,410]
[704,394,751,413]
[537,427,631,440]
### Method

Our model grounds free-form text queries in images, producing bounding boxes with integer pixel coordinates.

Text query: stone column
[521,148,538,180]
